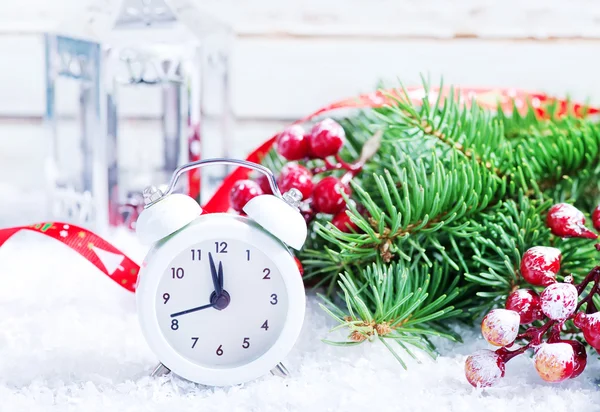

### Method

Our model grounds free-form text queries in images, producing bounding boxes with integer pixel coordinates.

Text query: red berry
[593,205,600,232]
[277,163,314,200]
[547,203,597,239]
[534,342,575,382]
[308,118,345,158]
[505,289,544,324]
[229,180,263,212]
[331,209,359,233]
[255,174,273,195]
[312,177,351,214]
[540,283,578,321]
[573,312,600,351]
[520,246,561,287]
[276,125,310,160]
[481,309,520,347]
[563,340,587,379]
[464,350,506,388]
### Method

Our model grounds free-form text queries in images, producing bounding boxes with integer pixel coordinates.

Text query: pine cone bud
[349,331,367,342]
[375,323,392,336]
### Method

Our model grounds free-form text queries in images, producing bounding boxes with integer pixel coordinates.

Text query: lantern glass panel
[45,34,106,231]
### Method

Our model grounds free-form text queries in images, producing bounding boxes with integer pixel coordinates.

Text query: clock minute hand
[208,252,222,295]
[170,302,215,318]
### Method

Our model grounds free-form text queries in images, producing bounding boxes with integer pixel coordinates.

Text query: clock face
[155,238,288,368]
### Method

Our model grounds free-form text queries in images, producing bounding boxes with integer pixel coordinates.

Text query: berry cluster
[229,118,372,232]
[465,202,600,387]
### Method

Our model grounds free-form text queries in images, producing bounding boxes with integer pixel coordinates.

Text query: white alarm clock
[135,159,307,386]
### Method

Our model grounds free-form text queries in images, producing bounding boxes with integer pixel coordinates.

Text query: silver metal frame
[143,158,284,208]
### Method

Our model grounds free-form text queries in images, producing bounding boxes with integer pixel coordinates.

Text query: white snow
[1,202,600,411]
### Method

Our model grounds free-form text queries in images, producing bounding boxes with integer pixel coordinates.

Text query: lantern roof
[54,0,231,45]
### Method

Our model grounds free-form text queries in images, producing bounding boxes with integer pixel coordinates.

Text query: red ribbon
[2,86,596,292]
[0,222,139,292]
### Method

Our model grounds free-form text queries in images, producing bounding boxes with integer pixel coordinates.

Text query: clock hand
[218,261,224,292]
[208,252,222,295]
[170,302,216,318]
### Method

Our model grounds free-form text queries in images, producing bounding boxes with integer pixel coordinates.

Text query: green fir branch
[263,78,600,365]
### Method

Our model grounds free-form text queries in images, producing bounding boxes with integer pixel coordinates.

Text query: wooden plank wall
[1,0,599,191]
[0,0,599,119]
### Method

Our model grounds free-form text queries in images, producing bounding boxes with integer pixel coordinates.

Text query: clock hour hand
[170,302,215,318]
[218,261,224,292]
[208,252,223,296]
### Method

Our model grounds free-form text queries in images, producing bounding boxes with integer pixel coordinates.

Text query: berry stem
[575,266,600,294]
[310,155,364,177]
[547,323,563,343]
[498,319,557,362]
[335,154,364,173]
[576,283,599,313]
[530,320,556,344]
[575,266,600,313]
[312,158,344,174]
[496,344,530,362]
[586,299,598,314]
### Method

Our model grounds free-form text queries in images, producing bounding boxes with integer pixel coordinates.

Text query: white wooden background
[0,0,600,119]
[1,0,600,194]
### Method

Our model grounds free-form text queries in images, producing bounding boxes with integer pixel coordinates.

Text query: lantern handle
[143,158,282,207]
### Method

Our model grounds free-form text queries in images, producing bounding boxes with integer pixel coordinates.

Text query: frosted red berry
[563,340,587,379]
[481,309,520,347]
[312,176,351,214]
[308,118,346,158]
[255,174,273,195]
[277,163,314,200]
[505,289,544,324]
[546,203,597,239]
[540,282,578,321]
[229,180,263,212]
[593,204,600,232]
[464,350,506,388]
[520,246,561,286]
[573,312,600,351]
[331,209,359,233]
[534,342,575,382]
[276,125,310,160]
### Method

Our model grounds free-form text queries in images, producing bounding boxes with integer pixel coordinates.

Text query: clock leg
[270,362,289,378]
[151,362,172,377]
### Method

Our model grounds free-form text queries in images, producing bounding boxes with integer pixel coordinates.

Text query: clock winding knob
[143,185,164,205]
[282,188,303,209]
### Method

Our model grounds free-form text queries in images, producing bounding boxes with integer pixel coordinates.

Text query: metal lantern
[45,0,233,233]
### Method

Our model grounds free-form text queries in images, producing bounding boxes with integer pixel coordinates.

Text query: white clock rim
[136,213,306,386]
